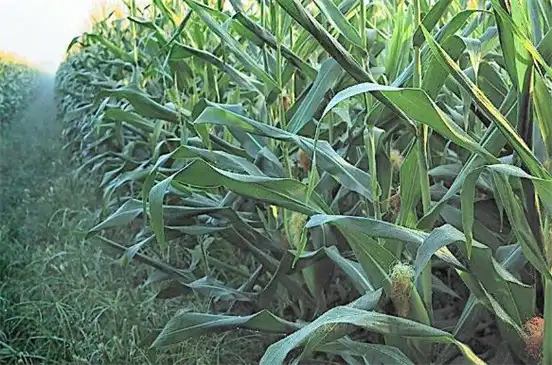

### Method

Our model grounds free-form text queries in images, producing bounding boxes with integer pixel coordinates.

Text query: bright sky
[0,0,98,72]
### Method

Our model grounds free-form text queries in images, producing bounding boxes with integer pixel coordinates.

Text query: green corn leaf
[412,0,454,47]
[308,214,426,245]
[533,70,552,161]
[323,82,497,162]
[152,310,301,348]
[152,0,180,27]
[490,0,552,76]
[275,0,414,128]
[183,0,279,92]
[490,0,531,91]
[324,246,373,294]
[156,276,255,302]
[397,142,421,227]
[457,270,525,336]
[386,1,410,82]
[287,58,343,134]
[92,235,192,281]
[306,214,434,340]
[167,144,264,175]
[462,164,552,257]
[86,33,133,62]
[149,174,174,247]
[231,12,317,79]
[318,339,415,365]
[314,0,364,48]
[194,105,373,200]
[440,205,503,252]
[260,306,485,365]
[170,42,263,91]
[171,159,330,215]
[103,108,160,133]
[421,26,549,179]
[98,87,184,123]
[87,199,143,237]
[128,16,168,44]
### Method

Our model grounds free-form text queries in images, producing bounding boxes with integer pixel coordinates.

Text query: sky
[0,0,99,72]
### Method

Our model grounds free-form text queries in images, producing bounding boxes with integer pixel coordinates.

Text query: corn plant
[55,0,552,363]
[0,52,39,126]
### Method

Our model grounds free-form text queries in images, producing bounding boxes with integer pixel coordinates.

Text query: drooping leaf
[323,83,497,162]
[87,199,143,237]
[260,306,485,365]
[152,310,301,348]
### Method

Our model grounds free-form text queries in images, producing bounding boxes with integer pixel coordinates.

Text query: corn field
[54,0,552,364]
[0,52,38,126]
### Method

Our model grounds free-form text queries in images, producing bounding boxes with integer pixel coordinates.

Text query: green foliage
[0,52,39,126]
[54,0,552,364]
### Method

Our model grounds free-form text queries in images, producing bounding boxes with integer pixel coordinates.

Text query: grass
[0,77,267,364]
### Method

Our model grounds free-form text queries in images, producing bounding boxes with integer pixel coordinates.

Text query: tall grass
[55,0,552,363]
